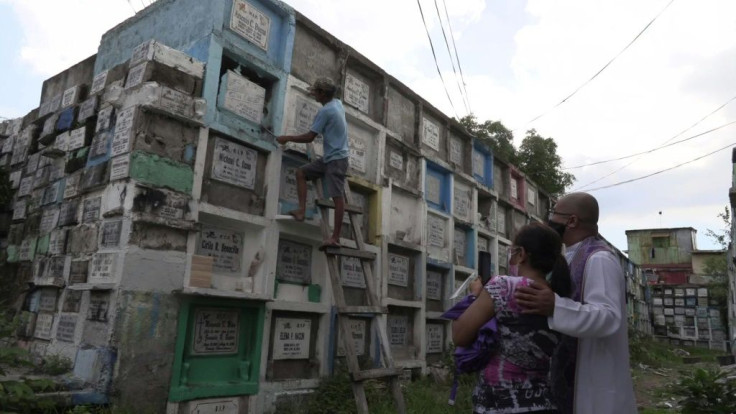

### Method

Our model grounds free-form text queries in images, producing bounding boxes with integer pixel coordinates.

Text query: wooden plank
[352,367,403,382]
[322,247,376,260]
[189,255,213,288]
[315,198,363,214]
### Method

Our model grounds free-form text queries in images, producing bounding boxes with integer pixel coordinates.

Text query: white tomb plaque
[273,318,311,360]
[426,324,444,353]
[450,137,463,165]
[388,315,408,346]
[89,252,116,282]
[25,153,40,175]
[389,151,403,170]
[61,86,78,108]
[87,292,109,321]
[279,166,316,205]
[337,319,366,356]
[101,220,123,248]
[56,314,77,342]
[454,187,471,221]
[230,0,271,51]
[340,257,365,288]
[125,63,147,89]
[497,209,506,233]
[454,228,466,262]
[34,313,54,339]
[90,71,109,95]
[388,254,409,287]
[1,135,13,153]
[158,87,190,117]
[63,173,81,199]
[344,72,370,113]
[53,131,69,153]
[427,215,445,248]
[426,270,442,300]
[39,208,60,235]
[49,229,67,255]
[82,197,101,223]
[111,107,136,157]
[422,117,440,151]
[276,239,312,284]
[197,227,243,272]
[510,179,518,200]
[222,71,266,124]
[17,176,34,198]
[189,400,239,414]
[95,106,114,133]
[41,114,58,137]
[527,188,536,206]
[293,95,320,133]
[8,170,20,189]
[192,308,240,355]
[19,238,34,261]
[212,138,258,190]
[109,155,130,181]
[348,135,366,173]
[473,150,484,178]
[478,237,489,253]
[426,174,441,205]
[68,127,87,152]
[12,199,26,220]
[39,290,57,312]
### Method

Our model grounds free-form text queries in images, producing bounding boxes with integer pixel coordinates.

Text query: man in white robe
[516,192,637,414]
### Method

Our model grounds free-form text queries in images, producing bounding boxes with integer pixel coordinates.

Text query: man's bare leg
[321,195,344,248]
[288,169,307,221]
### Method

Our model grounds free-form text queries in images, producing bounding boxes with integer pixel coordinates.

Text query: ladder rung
[315,199,363,214]
[323,247,376,260]
[351,367,403,382]
[338,306,387,315]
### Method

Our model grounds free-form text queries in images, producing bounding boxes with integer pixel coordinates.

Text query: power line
[441,0,471,115]
[565,119,736,169]
[433,0,470,115]
[124,0,137,13]
[574,94,736,190]
[416,0,461,120]
[513,0,676,131]
[586,141,735,192]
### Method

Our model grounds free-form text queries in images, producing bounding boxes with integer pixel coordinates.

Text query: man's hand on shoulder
[514,281,556,316]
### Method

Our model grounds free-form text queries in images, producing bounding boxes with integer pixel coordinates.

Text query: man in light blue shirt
[277,77,349,250]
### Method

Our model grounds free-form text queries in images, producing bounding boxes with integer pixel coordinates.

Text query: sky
[1,0,735,253]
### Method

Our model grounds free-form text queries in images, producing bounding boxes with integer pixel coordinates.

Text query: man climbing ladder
[276,77,349,251]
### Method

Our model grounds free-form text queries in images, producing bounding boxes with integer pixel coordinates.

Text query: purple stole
[551,236,611,414]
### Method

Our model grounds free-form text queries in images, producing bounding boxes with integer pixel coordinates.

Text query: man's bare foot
[288,210,305,222]
[318,238,341,251]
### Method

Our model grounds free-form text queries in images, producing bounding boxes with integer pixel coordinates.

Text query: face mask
[547,219,567,239]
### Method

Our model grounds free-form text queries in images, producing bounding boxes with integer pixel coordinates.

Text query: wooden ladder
[314,180,407,414]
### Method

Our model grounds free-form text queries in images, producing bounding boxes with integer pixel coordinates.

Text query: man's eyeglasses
[547,209,575,220]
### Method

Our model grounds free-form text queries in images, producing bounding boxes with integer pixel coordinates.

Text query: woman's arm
[452,287,496,347]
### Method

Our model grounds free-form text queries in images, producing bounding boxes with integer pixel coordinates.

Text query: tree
[705,206,731,249]
[705,207,731,327]
[516,129,575,196]
[459,114,517,165]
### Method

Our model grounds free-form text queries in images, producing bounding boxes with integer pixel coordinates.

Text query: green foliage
[705,206,731,249]
[517,129,575,196]
[0,310,57,413]
[37,353,73,375]
[459,116,575,196]
[459,114,518,164]
[673,368,736,413]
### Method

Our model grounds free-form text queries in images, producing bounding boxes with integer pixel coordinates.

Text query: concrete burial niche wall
[425,265,449,313]
[425,320,446,364]
[386,84,417,144]
[387,306,417,362]
[384,136,421,191]
[453,226,475,269]
[386,247,420,302]
[290,17,341,88]
[449,130,472,177]
[388,189,423,246]
[420,111,447,163]
[426,211,450,263]
[453,179,473,224]
[274,235,326,304]
[267,311,322,380]
[343,63,384,124]
[472,141,493,189]
[346,117,380,184]
[40,56,97,107]
[201,132,268,215]
[334,316,372,367]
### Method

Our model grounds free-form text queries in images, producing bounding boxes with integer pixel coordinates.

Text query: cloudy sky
[1,0,735,252]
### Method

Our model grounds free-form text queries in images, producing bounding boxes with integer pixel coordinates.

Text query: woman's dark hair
[513,222,572,298]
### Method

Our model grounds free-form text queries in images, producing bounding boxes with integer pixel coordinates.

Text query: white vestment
[548,241,637,414]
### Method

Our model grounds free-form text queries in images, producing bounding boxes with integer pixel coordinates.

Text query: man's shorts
[301,157,349,198]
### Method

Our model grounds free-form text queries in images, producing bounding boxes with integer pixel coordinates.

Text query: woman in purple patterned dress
[452,223,572,413]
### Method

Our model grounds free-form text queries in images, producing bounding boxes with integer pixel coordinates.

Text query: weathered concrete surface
[291,20,341,86]
[387,86,416,143]
[68,224,99,254]
[119,247,186,291]
[112,290,180,412]
[131,113,199,164]
[40,55,96,106]
[129,222,187,251]
[129,151,194,194]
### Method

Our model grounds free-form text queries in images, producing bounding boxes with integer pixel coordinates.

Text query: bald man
[515,192,637,414]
